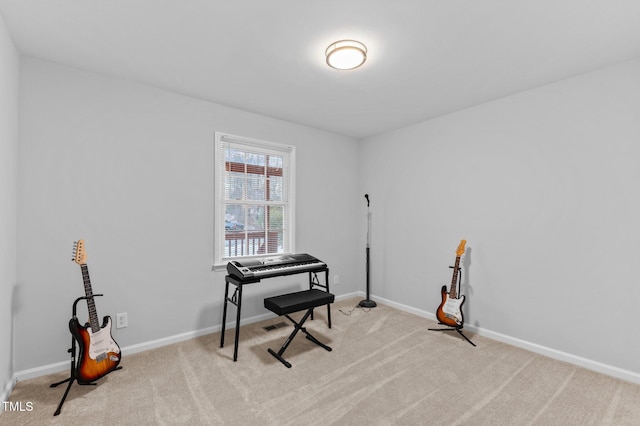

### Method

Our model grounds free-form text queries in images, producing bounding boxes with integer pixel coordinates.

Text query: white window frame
[213,132,296,268]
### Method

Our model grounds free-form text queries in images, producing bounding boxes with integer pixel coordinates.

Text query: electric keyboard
[226,253,327,281]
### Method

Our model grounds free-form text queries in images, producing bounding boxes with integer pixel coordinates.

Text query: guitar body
[436,285,465,327]
[69,315,121,384]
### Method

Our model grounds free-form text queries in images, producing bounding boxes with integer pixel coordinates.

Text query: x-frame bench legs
[267,309,332,368]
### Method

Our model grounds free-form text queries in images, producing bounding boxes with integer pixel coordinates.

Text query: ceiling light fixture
[325,40,367,70]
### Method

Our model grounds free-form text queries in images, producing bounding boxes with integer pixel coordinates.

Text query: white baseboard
[14,290,637,388]
[464,325,640,385]
[371,295,437,321]
[371,294,640,385]
[1,374,16,404]
[120,291,360,357]
[13,292,361,383]
[13,361,69,383]
[13,314,268,382]
[335,291,363,302]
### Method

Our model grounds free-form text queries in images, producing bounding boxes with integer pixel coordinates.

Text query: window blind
[214,133,295,265]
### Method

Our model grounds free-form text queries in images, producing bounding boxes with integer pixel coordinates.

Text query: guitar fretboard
[449,256,462,299]
[80,264,101,333]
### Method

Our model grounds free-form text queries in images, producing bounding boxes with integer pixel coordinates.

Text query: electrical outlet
[334,275,340,286]
[116,312,128,329]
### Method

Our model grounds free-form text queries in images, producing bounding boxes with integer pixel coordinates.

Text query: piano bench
[264,289,335,368]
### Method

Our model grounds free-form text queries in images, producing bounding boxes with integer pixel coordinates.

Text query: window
[214,132,295,266]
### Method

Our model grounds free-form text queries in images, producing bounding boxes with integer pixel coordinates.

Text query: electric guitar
[70,240,121,384]
[435,240,467,327]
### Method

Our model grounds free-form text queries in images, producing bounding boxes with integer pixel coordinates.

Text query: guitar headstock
[456,239,467,257]
[72,240,86,265]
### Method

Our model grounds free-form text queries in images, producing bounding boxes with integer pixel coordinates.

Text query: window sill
[211,264,228,272]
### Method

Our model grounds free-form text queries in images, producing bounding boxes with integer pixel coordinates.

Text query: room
[1,1,640,423]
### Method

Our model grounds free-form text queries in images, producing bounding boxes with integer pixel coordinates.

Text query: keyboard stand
[219,268,331,361]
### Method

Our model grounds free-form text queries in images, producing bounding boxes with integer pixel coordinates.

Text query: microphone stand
[359,194,377,308]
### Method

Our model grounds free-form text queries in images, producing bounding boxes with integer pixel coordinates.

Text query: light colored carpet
[3,297,640,425]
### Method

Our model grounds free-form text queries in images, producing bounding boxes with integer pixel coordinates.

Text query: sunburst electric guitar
[435,240,467,328]
[70,240,121,384]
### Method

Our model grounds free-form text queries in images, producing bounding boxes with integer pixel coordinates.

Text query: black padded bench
[264,289,335,368]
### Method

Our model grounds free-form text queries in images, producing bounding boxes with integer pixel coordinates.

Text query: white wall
[15,57,361,372]
[360,58,640,379]
[12,47,640,384]
[0,13,19,401]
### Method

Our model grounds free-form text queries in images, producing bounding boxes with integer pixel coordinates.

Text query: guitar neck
[449,255,461,298]
[80,264,101,333]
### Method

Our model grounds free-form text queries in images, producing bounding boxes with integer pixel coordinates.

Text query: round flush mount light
[325,40,367,70]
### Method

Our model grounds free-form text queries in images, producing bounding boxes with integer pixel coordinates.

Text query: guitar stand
[50,295,122,416]
[428,266,476,347]
[429,325,476,347]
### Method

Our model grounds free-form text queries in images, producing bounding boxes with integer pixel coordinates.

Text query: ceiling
[1,1,639,139]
